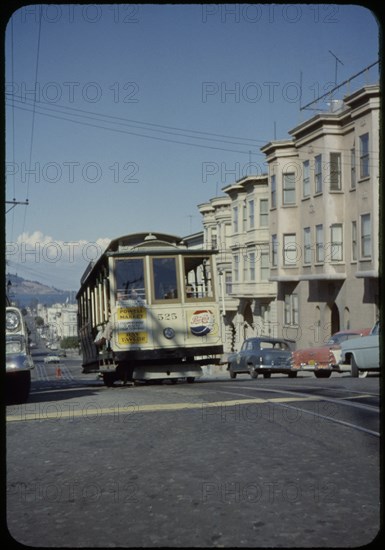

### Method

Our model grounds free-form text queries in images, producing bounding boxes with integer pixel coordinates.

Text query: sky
[4,3,380,291]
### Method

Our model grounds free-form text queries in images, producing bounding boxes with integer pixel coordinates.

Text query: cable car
[77,232,223,385]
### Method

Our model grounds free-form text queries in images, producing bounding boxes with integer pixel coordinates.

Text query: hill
[6,273,76,307]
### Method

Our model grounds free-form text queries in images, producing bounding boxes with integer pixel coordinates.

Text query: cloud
[6,231,111,289]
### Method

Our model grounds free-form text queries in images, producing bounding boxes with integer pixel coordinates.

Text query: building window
[233,206,238,233]
[351,221,357,261]
[303,160,310,197]
[330,224,343,261]
[271,234,278,267]
[271,175,277,208]
[248,199,255,229]
[350,147,356,189]
[283,173,296,205]
[359,133,369,178]
[248,250,256,281]
[225,271,232,294]
[283,234,297,266]
[243,253,247,281]
[260,251,269,281]
[303,227,312,264]
[315,224,324,263]
[315,154,322,194]
[284,293,299,326]
[361,214,371,258]
[259,199,268,227]
[211,229,217,249]
[242,202,247,231]
[233,254,239,282]
[329,152,342,191]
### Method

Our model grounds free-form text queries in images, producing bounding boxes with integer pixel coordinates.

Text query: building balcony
[298,262,347,281]
[230,281,277,298]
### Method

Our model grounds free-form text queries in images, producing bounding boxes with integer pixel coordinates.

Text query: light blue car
[339,321,380,377]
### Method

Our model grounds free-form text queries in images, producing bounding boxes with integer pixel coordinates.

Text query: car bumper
[6,354,34,372]
[296,363,343,372]
[251,365,295,373]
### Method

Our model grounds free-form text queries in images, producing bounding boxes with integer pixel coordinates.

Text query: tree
[60,336,79,349]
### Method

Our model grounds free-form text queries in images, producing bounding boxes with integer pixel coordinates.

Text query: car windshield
[370,322,380,335]
[326,333,360,345]
[253,340,290,351]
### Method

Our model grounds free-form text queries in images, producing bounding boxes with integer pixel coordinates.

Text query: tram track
[215,382,380,437]
[32,362,76,387]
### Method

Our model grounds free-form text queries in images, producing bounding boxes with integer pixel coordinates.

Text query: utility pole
[6,198,29,214]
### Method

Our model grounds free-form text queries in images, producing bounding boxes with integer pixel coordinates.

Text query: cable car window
[115,259,145,302]
[184,256,214,299]
[152,258,178,300]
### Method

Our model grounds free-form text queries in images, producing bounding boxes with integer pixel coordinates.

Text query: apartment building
[38,302,78,341]
[198,176,277,352]
[260,84,380,348]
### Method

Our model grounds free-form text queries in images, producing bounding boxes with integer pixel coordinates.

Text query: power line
[6,199,29,214]
[7,100,267,156]
[21,5,43,236]
[5,92,269,146]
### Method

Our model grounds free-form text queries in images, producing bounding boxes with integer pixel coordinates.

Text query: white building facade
[38,302,78,341]
[199,176,278,352]
[260,85,380,348]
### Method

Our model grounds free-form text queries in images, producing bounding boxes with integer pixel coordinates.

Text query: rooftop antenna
[329,50,344,86]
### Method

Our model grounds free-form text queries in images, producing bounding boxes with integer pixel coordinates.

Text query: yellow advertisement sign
[117,307,147,320]
[118,332,148,345]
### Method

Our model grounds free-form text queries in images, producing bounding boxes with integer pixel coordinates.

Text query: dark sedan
[228,337,296,379]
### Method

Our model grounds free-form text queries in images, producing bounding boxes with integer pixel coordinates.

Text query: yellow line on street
[6,395,322,423]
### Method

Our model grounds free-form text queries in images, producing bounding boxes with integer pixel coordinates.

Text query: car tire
[314,371,331,378]
[7,371,31,404]
[288,372,297,378]
[229,365,237,379]
[351,356,359,378]
[263,373,271,378]
[250,370,258,379]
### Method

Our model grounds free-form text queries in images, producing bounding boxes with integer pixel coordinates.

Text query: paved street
[6,354,380,547]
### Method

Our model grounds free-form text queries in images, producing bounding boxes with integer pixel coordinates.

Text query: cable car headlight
[163,327,175,339]
[6,311,21,332]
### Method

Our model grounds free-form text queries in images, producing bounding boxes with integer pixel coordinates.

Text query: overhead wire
[7,99,267,156]
[21,4,43,236]
[5,93,270,148]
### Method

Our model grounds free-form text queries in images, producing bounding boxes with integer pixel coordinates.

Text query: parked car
[44,354,61,364]
[228,337,296,379]
[6,306,35,403]
[290,329,371,378]
[339,322,380,377]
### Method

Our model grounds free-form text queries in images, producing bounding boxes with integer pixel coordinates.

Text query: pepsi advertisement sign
[190,310,215,336]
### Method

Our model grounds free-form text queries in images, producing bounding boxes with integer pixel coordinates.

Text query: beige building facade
[199,176,278,352]
[261,85,380,348]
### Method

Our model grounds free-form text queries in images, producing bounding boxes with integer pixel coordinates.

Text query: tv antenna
[329,50,344,86]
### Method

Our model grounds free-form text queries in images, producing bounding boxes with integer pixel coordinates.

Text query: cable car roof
[77,232,216,294]
[107,232,185,252]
